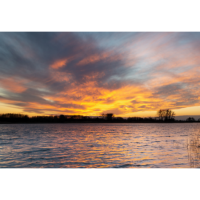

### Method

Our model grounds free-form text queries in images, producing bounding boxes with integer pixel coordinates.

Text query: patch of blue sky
[76,32,138,51]
[36,87,51,94]
[108,75,122,81]
[168,65,195,74]
[0,88,8,97]
[179,32,200,42]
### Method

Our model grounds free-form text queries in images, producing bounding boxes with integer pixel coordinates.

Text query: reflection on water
[187,131,200,168]
[0,123,200,168]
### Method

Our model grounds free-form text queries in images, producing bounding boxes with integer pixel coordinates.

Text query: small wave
[0,142,12,145]
[23,148,51,154]
[87,144,94,147]
[113,163,133,168]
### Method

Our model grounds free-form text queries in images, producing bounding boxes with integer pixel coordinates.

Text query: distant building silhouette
[106,113,113,120]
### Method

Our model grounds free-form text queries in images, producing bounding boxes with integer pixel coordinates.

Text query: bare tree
[101,113,106,119]
[158,109,164,121]
[157,109,175,121]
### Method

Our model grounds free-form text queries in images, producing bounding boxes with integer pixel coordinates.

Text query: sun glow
[0,32,200,117]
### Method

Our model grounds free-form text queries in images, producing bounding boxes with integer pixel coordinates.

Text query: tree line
[0,110,199,123]
[157,109,199,122]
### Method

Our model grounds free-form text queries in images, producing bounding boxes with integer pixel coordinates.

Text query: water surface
[0,123,200,168]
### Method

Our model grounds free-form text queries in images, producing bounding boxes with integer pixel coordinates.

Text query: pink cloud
[50,58,68,69]
[0,78,27,93]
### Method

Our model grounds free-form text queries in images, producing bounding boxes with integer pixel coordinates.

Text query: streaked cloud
[0,32,200,116]
[0,77,27,93]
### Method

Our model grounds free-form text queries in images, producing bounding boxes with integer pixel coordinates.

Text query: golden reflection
[1,124,200,167]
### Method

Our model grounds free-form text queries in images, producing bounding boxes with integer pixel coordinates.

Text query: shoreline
[0,121,199,124]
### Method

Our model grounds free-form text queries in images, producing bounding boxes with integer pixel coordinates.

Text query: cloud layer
[0,32,200,116]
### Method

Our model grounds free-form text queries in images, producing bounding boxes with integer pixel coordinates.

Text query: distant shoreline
[1,113,199,124]
[0,121,199,124]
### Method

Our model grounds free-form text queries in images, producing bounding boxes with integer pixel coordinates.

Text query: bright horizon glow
[1,106,200,118]
[0,32,200,118]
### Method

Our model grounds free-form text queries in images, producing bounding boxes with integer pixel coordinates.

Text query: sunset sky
[0,32,200,118]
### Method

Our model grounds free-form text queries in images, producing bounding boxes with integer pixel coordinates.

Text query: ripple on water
[0,123,200,168]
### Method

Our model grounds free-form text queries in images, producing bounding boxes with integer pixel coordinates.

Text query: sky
[0,32,200,118]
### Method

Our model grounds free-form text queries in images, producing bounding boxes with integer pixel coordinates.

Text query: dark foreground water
[0,123,200,168]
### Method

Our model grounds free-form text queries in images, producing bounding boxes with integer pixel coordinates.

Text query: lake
[0,123,200,168]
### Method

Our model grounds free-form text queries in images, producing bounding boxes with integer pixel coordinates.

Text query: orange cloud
[77,54,108,66]
[2,33,200,118]
[44,81,161,117]
[76,51,121,66]
[0,78,26,93]
[50,58,68,69]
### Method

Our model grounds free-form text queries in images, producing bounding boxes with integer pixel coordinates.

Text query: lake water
[0,123,200,168]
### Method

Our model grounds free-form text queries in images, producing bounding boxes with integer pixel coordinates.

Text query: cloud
[102,108,125,115]
[153,83,183,97]
[0,77,27,93]
[1,32,200,116]
[50,58,68,69]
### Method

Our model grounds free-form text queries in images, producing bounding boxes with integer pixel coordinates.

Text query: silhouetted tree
[157,109,175,121]
[158,110,164,121]
[101,113,106,119]
[186,117,195,122]
[59,115,66,122]
[106,113,114,120]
